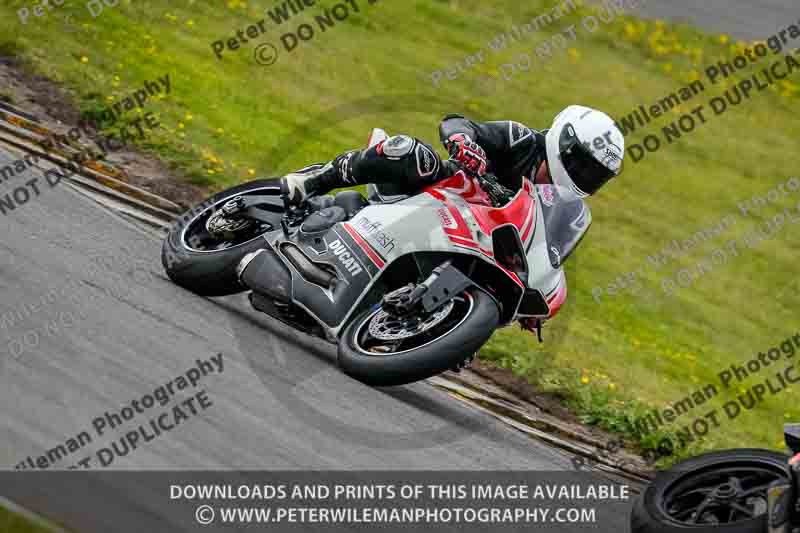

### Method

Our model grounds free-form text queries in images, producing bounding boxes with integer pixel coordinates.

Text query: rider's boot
[207,152,355,238]
[281,135,444,206]
[280,151,359,205]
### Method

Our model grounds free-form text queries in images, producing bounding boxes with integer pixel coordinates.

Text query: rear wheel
[161,178,285,296]
[631,449,790,533]
[338,287,499,386]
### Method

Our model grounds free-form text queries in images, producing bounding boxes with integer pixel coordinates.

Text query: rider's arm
[439,115,544,188]
[439,115,537,157]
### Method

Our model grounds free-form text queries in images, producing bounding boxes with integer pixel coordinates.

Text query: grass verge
[0,504,59,533]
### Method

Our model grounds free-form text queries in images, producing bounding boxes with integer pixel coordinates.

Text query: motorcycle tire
[161,178,283,297]
[630,448,790,533]
[337,288,499,387]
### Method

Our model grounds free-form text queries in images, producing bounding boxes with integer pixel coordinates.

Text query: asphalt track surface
[0,2,794,530]
[0,152,639,533]
[0,148,575,472]
[0,150,614,532]
[637,0,798,41]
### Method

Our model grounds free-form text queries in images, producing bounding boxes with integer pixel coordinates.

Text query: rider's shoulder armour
[382,135,415,158]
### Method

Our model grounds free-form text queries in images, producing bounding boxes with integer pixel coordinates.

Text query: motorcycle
[631,424,800,533]
[161,129,590,386]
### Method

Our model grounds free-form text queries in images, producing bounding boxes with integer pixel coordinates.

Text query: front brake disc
[368,299,455,341]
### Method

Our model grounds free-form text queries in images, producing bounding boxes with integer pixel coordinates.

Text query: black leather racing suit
[438,114,547,190]
[336,114,548,194]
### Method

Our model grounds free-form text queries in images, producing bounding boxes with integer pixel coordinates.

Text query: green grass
[0,505,57,533]
[1,0,799,464]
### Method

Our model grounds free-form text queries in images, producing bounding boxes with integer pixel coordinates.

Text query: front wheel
[161,178,285,296]
[631,449,790,533]
[337,287,499,387]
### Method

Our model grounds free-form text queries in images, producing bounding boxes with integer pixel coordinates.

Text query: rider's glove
[446,133,488,177]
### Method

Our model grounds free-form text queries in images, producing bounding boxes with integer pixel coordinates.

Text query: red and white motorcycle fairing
[342,130,576,327]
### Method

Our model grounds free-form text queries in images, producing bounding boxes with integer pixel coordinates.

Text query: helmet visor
[559,124,618,196]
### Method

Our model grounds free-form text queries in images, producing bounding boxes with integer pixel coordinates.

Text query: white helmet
[545,105,624,199]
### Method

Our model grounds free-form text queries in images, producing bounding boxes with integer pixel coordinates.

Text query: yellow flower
[216,128,224,134]
[608,383,617,391]
[185,113,193,121]
[580,376,590,385]
[248,169,256,176]
[663,63,673,73]
[80,56,89,63]
[186,20,195,27]
[624,23,639,40]
[178,122,185,129]
[719,34,729,45]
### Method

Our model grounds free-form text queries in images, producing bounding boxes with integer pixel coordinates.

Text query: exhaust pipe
[238,248,292,302]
